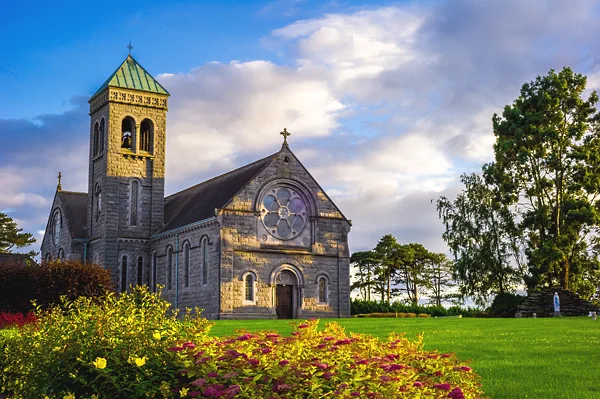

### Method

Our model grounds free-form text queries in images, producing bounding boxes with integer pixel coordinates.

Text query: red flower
[298,323,309,328]
[413,381,424,388]
[434,383,451,391]
[460,366,472,372]
[207,371,218,378]
[166,346,184,352]
[279,360,290,366]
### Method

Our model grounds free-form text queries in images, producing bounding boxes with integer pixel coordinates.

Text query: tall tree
[394,243,433,306]
[0,212,36,254]
[373,234,402,304]
[424,253,457,307]
[437,173,523,306]
[350,250,379,301]
[488,67,600,291]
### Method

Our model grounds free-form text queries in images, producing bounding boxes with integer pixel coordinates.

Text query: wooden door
[276,285,293,319]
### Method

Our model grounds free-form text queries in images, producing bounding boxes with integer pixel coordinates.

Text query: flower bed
[170,319,485,398]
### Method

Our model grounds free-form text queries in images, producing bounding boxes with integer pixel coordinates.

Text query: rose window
[260,187,307,240]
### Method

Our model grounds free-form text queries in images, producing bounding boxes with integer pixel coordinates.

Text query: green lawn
[210,317,600,399]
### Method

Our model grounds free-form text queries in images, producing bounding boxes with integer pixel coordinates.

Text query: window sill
[242,300,257,306]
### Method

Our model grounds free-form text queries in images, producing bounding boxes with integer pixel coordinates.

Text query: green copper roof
[90,55,169,100]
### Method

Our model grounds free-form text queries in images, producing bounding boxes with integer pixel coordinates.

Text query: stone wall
[516,287,600,317]
[150,220,221,319]
[218,146,351,319]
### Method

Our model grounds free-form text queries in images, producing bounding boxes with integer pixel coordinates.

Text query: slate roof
[57,191,88,239]
[90,55,169,101]
[159,153,276,234]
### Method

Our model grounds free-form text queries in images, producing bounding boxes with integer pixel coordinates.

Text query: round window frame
[259,185,309,241]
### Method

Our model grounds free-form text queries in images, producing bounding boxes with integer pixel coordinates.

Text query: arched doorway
[270,265,304,319]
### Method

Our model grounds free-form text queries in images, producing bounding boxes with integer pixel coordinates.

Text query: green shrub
[170,319,484,398]
[490,293,525,318]
[0,285,212,399]
[0,260,113,314]
[351,300,488,318]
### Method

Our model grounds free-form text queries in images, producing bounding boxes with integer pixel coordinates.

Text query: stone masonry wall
[151,221,221,319]
[219,146,351,319]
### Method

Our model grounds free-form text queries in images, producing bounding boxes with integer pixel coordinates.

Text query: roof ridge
[58,190,87,196]
[165,152,277,200]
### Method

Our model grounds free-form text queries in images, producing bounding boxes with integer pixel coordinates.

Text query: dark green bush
[0,260,113,314]
[351,300,487,317]
[490,293,525,318]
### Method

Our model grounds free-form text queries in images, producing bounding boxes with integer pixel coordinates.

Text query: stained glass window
[260,187,307,240]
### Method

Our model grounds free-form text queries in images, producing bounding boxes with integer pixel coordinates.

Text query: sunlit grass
[211,317,600,399]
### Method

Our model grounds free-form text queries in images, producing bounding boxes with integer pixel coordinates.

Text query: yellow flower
[92,357,107,369]
[153,331,161,340]
[63,393,76,399]
[134,357,147,367]
[91,395,99,399]
[179,388,189,397]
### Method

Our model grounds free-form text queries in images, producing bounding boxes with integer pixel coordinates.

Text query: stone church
[40,54,351,319]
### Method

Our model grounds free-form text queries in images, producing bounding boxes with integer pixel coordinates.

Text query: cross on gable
[280,128,291,145]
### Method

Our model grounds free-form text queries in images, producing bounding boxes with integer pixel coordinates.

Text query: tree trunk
[561,258,569,290]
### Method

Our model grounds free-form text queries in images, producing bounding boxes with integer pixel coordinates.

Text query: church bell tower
[86,52,169,290]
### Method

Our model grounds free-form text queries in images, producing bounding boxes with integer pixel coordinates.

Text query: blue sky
[2,0,600,260]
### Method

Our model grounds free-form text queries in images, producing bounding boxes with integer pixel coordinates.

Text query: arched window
[137,256,144,286]
[45,253,51,263]
[183,242,190,288]
[94,182,102,222]
[99,119,105,153]
[201,237,209,285]
[52,210,61,246]
[140,119,153,153]
[57,248,64,262]
[152,251,157,292]
[121,117,135,149]
[167,247,173,290]
[318,276,329,304]
[93,253,100,265]
[130,180,139,226]
[244,273,256,303]
[121,255,128,293]
[93,122,99,156]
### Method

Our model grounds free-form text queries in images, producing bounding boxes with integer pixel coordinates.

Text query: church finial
[280,128,291,146]
[127,41,133,56]
[57,172,62,191]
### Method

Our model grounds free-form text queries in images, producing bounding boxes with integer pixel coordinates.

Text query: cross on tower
[280,128,291,145]
[127,41,134,55]
[57,172,62,191]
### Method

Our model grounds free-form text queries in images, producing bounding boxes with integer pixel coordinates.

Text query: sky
[2,0,600,259]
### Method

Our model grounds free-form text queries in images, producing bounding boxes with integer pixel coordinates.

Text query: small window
[140,119,153,152]
[121,256,128,293]
[52,211,61,246]
[167,247,173,290]
[137,256,144,286]
[244,274,255,303]
[318,277,328,304]
[121,117,135,149]
[94,182,102,222]
[57,248,64,261]
[184,242,190,288]
[99,119,105,153]
[202,238,209,285]
[93,122,99,156]
[93,253,100,265]
[130,180,139,226]
[152,251,157,292]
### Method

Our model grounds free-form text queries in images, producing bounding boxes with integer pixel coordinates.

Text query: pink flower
[237,334,252,341]
[434,383,451,391]
[355,359,369,365]
[338,383,348,390]
[248,358,260,366]
[334,339,351,345]
[413,381,424,388]
[188,391,202,397]
[315,362,328,370]
[323,371,333,380]
[323,336,335,341]
[460,366,472,372]
[448,387,465,399]
[260,348,272,354]
[291,331,300,336]
[298,323,309,328]
[351,391,361,396]
[273,383,292,393]
[317,344,326,349]
[207,371,218,378]
[279,360,289,366]
[266,333,280,338]
[166,346,184,352]
[183,341,196,349]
